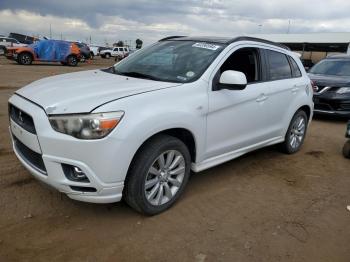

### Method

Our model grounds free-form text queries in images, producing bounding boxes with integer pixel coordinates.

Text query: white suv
[100,46,129,59]
[0,37,26,54]
[8,36,313,215]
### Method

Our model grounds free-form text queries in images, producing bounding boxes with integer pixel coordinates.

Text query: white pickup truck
[0,37,26,55]
[100,46,129,59]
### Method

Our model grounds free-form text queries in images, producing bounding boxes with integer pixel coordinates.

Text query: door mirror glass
[219,70,247,90]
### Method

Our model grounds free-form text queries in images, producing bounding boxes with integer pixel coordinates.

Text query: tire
[105,53,111,59]
[343,140,350,158]
[124,134,191,215]
[90,52,94,59]
[17,52,33,65]
[280,110,308,154]
[66,55,78,66]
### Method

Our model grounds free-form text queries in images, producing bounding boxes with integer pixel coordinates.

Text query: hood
[16,69,181,114]
[308,73,350,87]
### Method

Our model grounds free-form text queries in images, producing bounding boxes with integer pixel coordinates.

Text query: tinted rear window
[289,57,302,77]
[266,50,292,80]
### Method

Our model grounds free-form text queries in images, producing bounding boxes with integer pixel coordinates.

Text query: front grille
[13,135,47,174]
[9,104,36,134]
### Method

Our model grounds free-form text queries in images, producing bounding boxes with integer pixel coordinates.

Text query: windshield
[113,40,225,83]
[309,59,350,76]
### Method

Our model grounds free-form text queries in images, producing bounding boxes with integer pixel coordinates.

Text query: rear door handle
[256,94,268,102]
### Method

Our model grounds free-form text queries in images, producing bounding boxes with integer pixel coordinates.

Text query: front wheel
[280,110,308,154]
[17,52,33,65]
[124,135,191,215]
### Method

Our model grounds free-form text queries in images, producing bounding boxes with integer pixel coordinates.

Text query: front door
[205,46,272,160]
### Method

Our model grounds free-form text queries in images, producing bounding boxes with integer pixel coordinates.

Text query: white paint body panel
[9,40,313,203]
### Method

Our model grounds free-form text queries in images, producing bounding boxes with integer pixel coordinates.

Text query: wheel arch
[18,50,34,59]
[132,127,197,164]
[298,105,311,121]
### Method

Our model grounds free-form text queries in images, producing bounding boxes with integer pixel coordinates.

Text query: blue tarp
[30,40,71,61]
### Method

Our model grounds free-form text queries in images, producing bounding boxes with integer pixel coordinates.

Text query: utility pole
[287,20,291,34]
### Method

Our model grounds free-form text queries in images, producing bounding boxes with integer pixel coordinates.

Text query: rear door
[262,49,304,137]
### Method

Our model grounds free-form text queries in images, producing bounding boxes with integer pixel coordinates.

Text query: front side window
[266,50,292,80]
[218,47,261,83]
[113,40,225,83]
[309,59,350,76]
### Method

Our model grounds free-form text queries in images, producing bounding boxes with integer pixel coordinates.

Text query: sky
[1,0,350,47]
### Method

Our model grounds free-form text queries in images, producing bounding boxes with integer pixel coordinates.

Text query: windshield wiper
[116,71,161,81]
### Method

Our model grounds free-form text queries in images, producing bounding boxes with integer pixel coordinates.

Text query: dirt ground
[0,57,349,262]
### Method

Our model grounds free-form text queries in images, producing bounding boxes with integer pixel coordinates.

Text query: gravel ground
[0,56,349,262]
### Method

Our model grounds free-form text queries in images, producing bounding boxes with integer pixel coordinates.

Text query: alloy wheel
[22,54,31,64]
[289,115,306,149]
[144,150,186,206]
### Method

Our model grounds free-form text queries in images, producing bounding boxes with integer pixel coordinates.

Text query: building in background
[252,33,350,65]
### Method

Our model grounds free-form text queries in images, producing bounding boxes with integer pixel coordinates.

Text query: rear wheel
[105,53,111,59]
[124,135,191,215]
[280,110,308,154]
[66,55,78,66]
[17,52,33,65]
[343,140,350,158]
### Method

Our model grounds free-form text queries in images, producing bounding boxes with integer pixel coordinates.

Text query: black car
[309,55,350,117]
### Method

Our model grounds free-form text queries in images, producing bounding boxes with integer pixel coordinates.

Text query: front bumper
[313,95,350,117]
[8,94,129,204]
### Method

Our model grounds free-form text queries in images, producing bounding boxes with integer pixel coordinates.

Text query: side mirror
[219,70,247,90]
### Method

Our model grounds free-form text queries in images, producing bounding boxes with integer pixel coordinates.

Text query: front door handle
[256,94,268,102]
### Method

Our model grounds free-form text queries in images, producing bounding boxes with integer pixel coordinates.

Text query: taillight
[311,80,318,92]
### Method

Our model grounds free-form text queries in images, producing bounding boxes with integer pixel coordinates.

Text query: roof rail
[230,36,290,50]
[159,36,187,41]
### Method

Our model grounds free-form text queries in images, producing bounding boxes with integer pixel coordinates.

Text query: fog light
[62,164,90,183]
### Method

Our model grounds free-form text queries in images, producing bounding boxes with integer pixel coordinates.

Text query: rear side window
[266,50,292,80]
[118,48,123,51]
[289,57,302,77]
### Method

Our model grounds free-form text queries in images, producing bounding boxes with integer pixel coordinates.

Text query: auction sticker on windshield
[192,42,221,50]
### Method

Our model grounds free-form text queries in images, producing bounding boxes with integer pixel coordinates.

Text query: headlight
[337,87,350,94]
[49,111,124,139]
